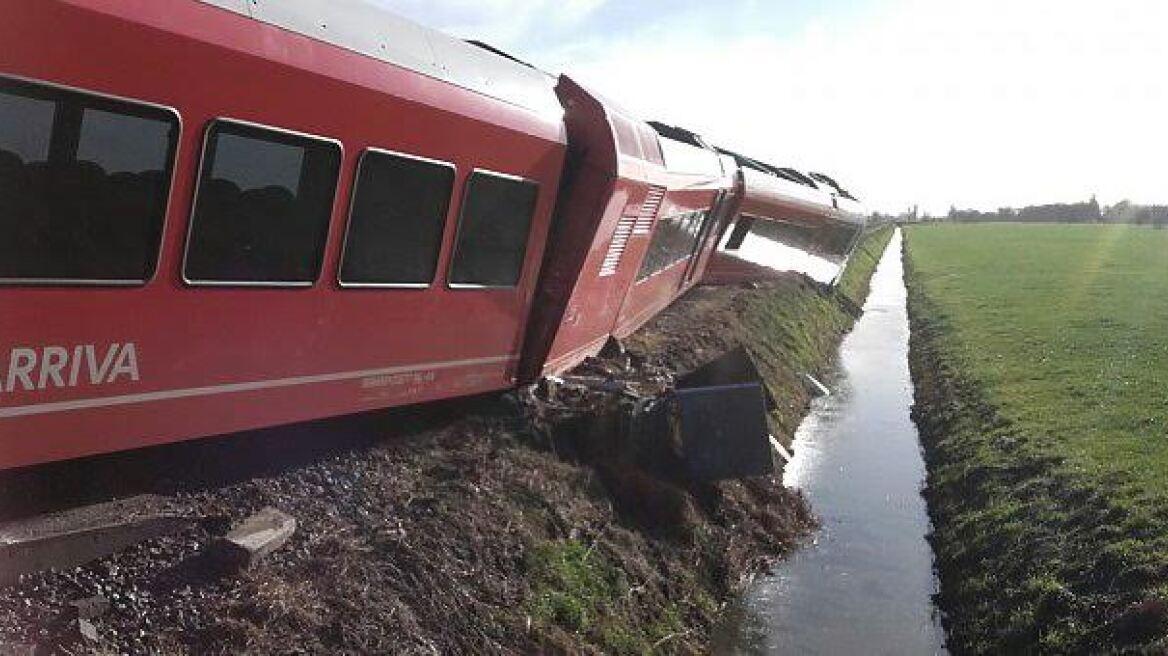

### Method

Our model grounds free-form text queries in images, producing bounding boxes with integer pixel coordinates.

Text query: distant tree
[937,198,1163,225]
[1104,200,1134,223]
[1152,207,1168,229]
[1015,198,1101,223]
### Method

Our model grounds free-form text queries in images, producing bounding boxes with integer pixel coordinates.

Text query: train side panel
[612,134,735,338]
[612,185,721,338]
[0,0,566,468]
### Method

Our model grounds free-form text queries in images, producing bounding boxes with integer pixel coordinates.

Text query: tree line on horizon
[880,198,1168,227]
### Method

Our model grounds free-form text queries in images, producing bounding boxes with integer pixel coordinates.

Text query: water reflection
[713,230,946,655]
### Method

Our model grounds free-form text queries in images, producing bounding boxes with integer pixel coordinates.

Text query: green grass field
[905,223,1168,652]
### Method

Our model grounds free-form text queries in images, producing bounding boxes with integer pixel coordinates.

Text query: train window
[449,171,538,287]
[0,93,52,162]
[339,150,454,287]
[638,124,665,166]
[0,77,178,284]
[77,109,173,177]
[613,115,644,159]
[636,209,708,281]
[184,120,341,285]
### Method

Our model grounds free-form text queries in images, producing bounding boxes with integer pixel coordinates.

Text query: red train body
[0,0,864,470]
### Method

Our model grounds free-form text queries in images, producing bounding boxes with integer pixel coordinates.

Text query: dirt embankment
[0,227,893,655]
[905,241,1168,653]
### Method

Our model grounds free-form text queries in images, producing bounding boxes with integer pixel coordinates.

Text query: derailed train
[0,0,865,469]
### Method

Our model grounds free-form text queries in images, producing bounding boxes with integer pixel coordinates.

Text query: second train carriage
[0,0,865,470]
[610,123,737,339]
[708,149,867,285]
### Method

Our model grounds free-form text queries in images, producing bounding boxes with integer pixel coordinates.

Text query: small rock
[215,507,296,568]
[77,619,99,643]
[993,434,1020,451]
[57,618,100,646]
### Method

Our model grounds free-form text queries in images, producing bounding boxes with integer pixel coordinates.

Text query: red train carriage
[0,0,567,469]
[0,0,865,471]
[708,149,867,285]
[610,123,737,339]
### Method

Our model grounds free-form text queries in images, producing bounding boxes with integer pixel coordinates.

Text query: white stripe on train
[0,354,515,418]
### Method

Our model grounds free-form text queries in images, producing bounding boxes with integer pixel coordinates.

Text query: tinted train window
[637,209,708,281]
[0,77,178,283]
[449,171,538,287]
[184,121,341,285]
[340,150,454,286]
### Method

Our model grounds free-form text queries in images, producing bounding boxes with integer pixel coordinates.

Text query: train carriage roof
[195,0,562,117]
[646,121,725,177]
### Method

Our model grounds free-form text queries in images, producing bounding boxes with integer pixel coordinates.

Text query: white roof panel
[195,0,562,117]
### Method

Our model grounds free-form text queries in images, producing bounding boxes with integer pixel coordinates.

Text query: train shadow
[0,392,509,523]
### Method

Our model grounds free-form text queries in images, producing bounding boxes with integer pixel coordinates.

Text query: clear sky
[374,0,1167,215]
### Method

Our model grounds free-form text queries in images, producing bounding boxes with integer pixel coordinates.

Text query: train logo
[2,343,140,393]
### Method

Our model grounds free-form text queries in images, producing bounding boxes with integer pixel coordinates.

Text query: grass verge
[837,225,895,304]
[905,224,1168,652]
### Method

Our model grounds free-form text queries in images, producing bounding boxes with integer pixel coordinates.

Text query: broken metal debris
[802,373,831,397]
[677,346,779,411]
[769,435,794,463]
[522,339,777,481]
[676,382,774,481]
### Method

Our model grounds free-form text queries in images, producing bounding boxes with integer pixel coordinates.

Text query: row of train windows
[636,209,709,281]
[0,77,538,288]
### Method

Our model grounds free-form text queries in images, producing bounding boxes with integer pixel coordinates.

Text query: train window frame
[0,73,182,287]
[337,147,456,290]
[447,168,540,291]
[181,118,343,288]
[635,208,709,283]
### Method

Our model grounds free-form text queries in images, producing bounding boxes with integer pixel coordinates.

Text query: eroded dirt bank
[0,227,892,654]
